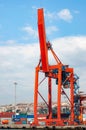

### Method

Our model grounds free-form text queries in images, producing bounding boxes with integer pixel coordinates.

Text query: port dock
[0,124,86,129]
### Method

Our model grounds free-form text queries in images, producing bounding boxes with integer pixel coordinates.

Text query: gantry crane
[33,8,80,126]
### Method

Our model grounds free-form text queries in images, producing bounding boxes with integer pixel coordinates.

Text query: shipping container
[19,114,27,118]
[27,114,34,124]
[12,114,27,119]
[83,114,86,121]
[27,118,34,122]
[12,115,27,123]
[22,120,27,124]
[0,112,14,118]
[12,118,20,122]
[15,121,22,124]
[12,115,20,119]
[27,114,34,118]
[20,118,27,121]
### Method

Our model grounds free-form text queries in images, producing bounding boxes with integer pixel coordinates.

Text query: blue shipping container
[22,120,27,124]
[12,115,27,119]
[12,118,20,122]
[27,115,34,118]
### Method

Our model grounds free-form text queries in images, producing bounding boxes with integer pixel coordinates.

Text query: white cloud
[22,25,59,40]
[57,9,73,22]
[52,36,86,89]
[0,43,39,105]
[0,36,86,104]
[0,40,17,45]
[45,9,73,22]
[45,11,56,20]
[46,26,59,35]
[22,26,38,40]
[5,40,17,45]
[32,6,38,10]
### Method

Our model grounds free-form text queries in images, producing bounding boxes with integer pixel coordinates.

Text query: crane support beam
[38,8,49,72]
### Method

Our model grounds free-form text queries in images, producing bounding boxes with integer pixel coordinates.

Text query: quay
[0,124,86,130]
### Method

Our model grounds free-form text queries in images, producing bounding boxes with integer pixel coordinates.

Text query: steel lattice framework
[33,8,81,126]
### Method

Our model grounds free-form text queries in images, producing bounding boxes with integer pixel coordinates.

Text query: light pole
[14,82,17,114]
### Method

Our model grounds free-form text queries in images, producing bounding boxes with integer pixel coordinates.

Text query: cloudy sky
[0,0,86,105]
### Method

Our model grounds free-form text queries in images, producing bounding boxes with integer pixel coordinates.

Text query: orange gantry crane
[33,8,80,126]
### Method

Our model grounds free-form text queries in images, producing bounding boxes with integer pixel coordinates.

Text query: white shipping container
[83,114,86,121]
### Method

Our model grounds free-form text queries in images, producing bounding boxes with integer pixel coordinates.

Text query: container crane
[33,8,80,126]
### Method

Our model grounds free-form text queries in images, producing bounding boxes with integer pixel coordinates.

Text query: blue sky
[0,0,86,43]
[0,0,86,105]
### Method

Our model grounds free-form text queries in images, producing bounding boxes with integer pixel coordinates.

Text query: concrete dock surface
[0,124,86,129]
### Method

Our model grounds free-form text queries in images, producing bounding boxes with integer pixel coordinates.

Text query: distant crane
[33,8,80,126]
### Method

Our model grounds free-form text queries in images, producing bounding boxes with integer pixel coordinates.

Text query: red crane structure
[33,8,80,126]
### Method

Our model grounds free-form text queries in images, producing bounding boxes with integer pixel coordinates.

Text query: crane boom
[38,8,49,72]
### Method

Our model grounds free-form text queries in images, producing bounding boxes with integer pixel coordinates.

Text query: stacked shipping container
[0,112,34,125]
[0,112,15,124]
